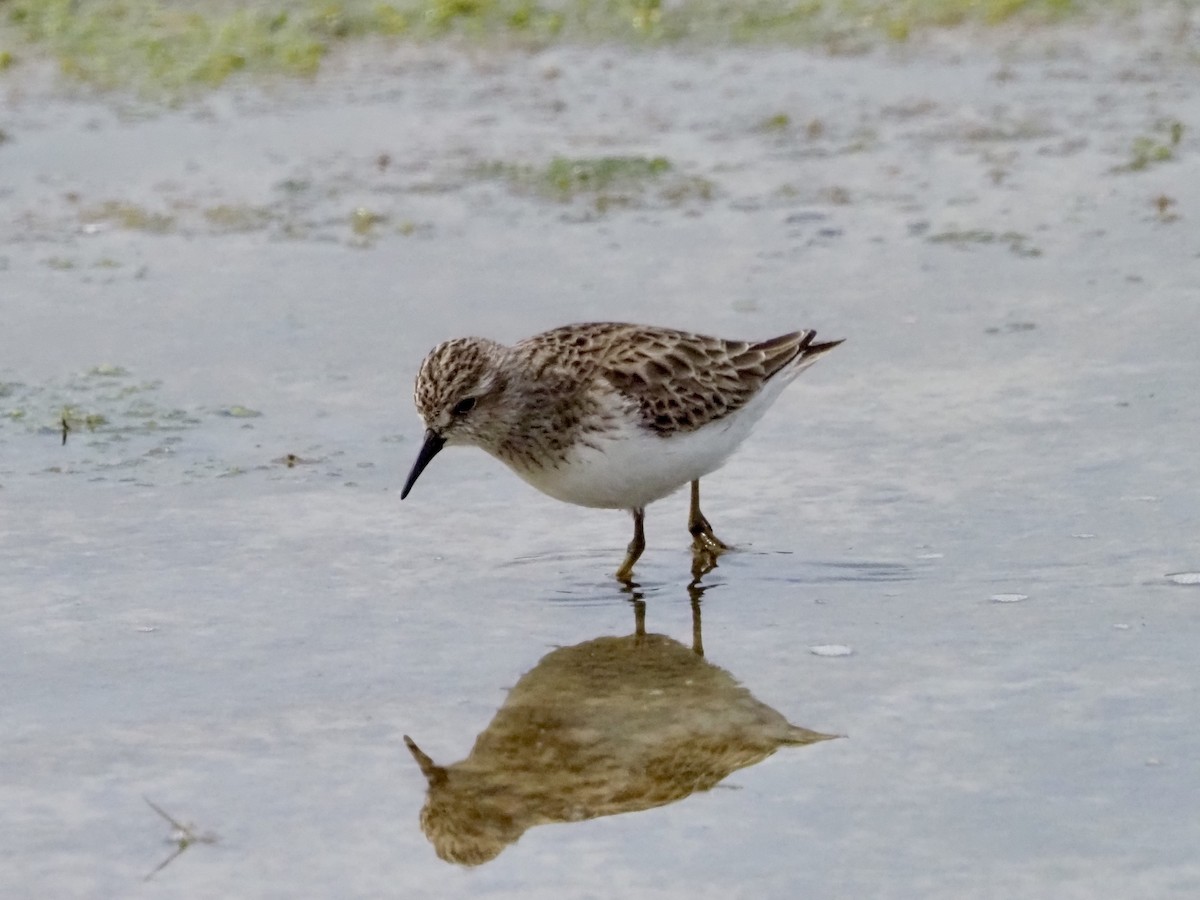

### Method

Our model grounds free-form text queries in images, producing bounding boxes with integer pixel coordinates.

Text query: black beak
[400,429,446,499]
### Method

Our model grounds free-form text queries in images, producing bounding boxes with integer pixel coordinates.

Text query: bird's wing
[591,324,821,435]
[516,323,840,435]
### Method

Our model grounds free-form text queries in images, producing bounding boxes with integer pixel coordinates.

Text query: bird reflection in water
[404,582,839,866]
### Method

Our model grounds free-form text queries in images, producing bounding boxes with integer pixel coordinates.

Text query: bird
[401,322,841,580]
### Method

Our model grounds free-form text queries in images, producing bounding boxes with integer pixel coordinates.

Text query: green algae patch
[88,365,132,378]
[1112,119,1185,173]
[350,206,387,236]
[1,0,1099,95]
[81,200,176,233]
[757,112,792,132]
[423,0,563,36]
[218,405,264,418]
[204,204,275,233]
[60,406,109,436]
[0,367,200,455]
[541,155,672,199]
[1,0,412,92]
[838,0,1076,43]
[475,155,712,213]
[0,0,560,94]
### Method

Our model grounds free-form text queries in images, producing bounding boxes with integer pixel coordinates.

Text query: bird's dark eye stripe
[452,397,477,415]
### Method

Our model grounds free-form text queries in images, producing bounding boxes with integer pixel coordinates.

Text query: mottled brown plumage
[513,323,836,436]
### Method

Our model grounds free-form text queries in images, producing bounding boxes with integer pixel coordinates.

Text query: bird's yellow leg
[688,480,729,564]
[615,507,646,582]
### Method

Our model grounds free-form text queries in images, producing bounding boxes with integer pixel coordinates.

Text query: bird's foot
[688,511,729,553]
[615,555,638,583]
[690,529,729,581]
[690,530,729,554]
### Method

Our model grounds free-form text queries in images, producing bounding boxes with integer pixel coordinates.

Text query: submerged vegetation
[474,155,714,212]
[0,0,1089,93]
[927,228,1042,257]
[1112,118,1186,173]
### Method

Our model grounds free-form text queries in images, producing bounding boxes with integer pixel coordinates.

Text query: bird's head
[401,337,508,499]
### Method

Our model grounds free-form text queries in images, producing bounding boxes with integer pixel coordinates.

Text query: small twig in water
[143,797,218,881]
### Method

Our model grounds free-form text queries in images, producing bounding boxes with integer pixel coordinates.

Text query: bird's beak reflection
[401,429,446,499]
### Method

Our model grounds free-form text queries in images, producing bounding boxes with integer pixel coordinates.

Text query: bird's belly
[507,419,748,510]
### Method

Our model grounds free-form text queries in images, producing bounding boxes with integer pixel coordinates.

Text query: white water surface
[3,22,1200,900]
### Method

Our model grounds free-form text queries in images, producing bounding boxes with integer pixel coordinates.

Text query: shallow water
[3,22,1200,899]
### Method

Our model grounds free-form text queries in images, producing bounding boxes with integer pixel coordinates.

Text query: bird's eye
[452,397,477,416]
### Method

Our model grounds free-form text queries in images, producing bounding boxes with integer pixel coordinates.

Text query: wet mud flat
[3,13,1200,900]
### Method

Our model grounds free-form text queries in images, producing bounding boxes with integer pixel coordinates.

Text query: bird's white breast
[503,380,788,510]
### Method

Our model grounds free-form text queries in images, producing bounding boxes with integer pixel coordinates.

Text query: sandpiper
[401,322,841,580]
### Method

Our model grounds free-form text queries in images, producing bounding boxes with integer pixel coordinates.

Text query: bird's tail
[755,329,843,379]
